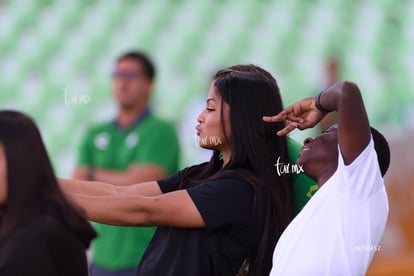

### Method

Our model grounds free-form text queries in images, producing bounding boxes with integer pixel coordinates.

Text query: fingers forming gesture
[263,97,327,136]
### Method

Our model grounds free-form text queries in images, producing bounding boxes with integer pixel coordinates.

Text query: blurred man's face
[112,58,152,110]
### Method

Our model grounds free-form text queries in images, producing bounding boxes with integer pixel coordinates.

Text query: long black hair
[180,66,294,275]
[0,110,96,247]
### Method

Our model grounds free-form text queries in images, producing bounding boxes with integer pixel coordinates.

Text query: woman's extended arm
[58,178,162,197]
[67,190,205,228]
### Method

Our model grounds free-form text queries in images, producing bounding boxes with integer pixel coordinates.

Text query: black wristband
[315,92,332,113]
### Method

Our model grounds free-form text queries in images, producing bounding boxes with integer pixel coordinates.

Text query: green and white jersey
[77,112,180,270]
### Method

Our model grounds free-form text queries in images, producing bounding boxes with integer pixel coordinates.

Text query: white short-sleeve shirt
[270,138,388,276]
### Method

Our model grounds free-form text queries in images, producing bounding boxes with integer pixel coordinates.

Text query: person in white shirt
[263,81,391,276]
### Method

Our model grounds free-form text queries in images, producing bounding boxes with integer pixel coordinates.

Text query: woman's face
[196,82,231,152]
[0,144,7,205]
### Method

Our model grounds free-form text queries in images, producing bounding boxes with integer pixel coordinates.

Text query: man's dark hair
[117,51,155,80]
[370,127,390,177]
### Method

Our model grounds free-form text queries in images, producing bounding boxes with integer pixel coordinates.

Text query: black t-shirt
[0,214,92,276]
[135,171,260,276]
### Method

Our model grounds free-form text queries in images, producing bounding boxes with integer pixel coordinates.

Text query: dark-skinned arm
[317,81,370,164]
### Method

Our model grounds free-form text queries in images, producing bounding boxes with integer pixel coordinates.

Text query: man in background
[73,51,180,276]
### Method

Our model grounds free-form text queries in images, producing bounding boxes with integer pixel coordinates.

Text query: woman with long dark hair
[0,111,96,275]
[61,66,294,275]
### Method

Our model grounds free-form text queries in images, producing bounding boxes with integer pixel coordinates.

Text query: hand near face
[263,97,326,136]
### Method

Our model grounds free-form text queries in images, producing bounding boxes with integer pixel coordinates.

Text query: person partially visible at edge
[60,67,295,275]
[72,51,180,276]
[227,64,317,213]
[0,110,96,276]
[264,81,390,275]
